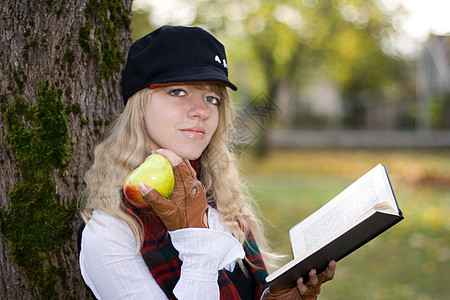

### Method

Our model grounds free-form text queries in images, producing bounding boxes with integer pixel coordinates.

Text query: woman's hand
[138,149,209,231]
[296,260,335,299]
[263,260,336,300]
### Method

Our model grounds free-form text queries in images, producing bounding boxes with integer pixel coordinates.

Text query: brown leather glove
[263,285,302,300]
[263,273,334,300]
[140,158,209,231]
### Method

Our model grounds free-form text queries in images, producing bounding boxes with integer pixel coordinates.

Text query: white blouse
[79,208,245,299]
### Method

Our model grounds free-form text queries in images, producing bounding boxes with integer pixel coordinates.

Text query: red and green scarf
[124,200,268,300]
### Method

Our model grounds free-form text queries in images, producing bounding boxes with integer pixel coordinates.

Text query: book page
[289,164,396,258]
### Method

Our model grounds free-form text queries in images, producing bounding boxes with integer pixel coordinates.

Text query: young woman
[79,25,335,300]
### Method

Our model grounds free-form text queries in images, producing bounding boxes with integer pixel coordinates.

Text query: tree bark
[0,0,132,298]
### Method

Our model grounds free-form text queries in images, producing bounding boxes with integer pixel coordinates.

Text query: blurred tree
[0,0,132,298]
[322,0,407,127]
[132,6,155,41]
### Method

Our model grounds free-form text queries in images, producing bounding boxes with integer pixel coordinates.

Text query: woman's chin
[170,148,204,161]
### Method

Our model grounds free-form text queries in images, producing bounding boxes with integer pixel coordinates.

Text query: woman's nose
[187,95,210,119]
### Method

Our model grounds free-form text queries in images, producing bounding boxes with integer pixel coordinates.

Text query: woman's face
[143,83,221,160]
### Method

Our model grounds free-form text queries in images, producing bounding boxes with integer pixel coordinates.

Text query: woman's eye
[170,89,186,96]
[206,96,220,105]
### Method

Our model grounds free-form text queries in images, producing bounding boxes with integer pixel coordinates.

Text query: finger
[172,159,198,182]
[296,277,309,294]
[125,183,152,209]
[322,260,336,278]
[316,260,335,284]
[307,269,318,286]
[156,149,182,166]
[138,182,152,197]
[139,183,176,215]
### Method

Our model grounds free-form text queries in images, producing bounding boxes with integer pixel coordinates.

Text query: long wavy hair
[81,82,276,266]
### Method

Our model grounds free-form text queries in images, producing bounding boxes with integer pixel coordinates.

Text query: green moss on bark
[78,0,130,81]
[13,65,26,94]
[0,81,76,299]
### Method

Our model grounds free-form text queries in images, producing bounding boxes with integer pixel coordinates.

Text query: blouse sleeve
[79,210,168,299]
[79,208,245,300]
[169,228,245,299]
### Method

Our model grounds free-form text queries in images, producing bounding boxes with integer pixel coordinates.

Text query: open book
[266,164,403,286]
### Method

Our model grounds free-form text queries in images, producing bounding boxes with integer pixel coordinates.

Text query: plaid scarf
[124,199,268,299]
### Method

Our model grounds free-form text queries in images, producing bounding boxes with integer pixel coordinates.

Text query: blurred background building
[417,35,450,130]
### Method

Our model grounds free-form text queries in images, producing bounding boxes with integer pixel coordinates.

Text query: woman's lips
[180,126,205,140]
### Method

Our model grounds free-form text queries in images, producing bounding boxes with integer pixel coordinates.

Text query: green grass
[239,149,450,300]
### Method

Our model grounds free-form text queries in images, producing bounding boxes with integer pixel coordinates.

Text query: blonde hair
[81,83,275,266]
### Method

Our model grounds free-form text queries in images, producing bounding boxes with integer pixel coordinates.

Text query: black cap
[122,25,237,104]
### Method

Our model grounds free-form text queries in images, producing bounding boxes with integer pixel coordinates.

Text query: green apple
[123,153,175,208]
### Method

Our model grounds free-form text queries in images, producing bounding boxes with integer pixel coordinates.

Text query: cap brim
[149,66,238,91]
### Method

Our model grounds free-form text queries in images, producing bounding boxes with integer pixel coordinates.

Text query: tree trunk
[0,0,132,298]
